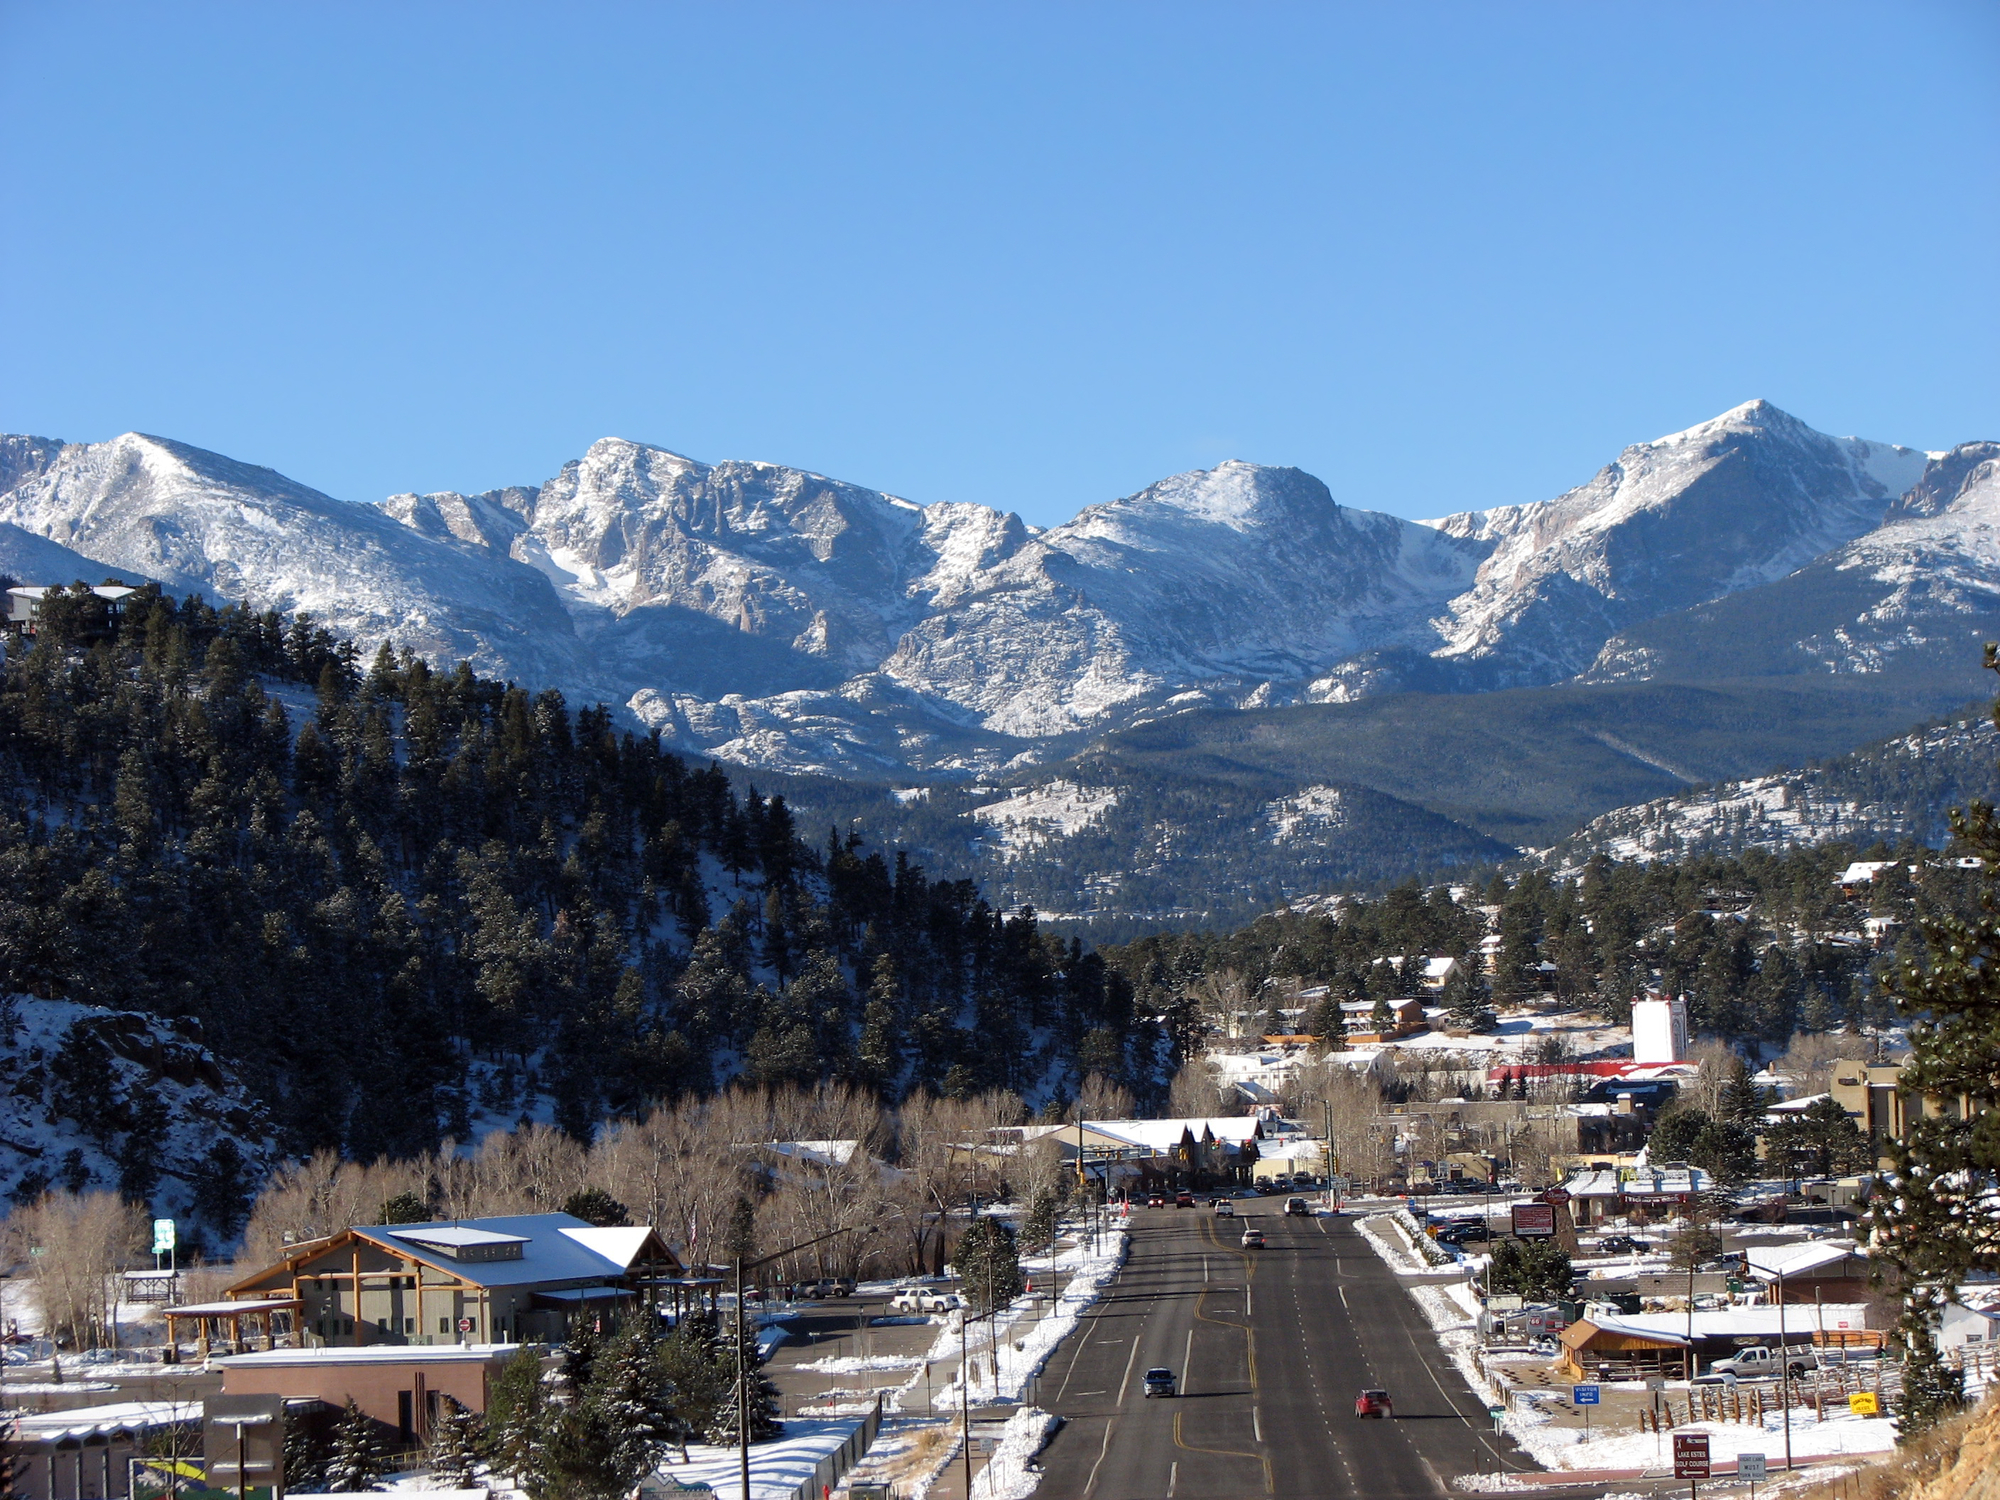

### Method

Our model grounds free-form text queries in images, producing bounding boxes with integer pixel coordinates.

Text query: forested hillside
[0,587,1164,1205]
[1105,839,1980,1052]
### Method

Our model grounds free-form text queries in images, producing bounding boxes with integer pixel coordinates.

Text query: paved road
[1032,1204,1537,1499]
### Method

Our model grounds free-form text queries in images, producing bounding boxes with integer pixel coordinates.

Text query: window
[403,1318,415,1334]
[378,1318,389,1332]
[439,1317,451,1334]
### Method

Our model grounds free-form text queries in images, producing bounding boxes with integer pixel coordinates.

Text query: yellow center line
[1185,1212,1271,1491]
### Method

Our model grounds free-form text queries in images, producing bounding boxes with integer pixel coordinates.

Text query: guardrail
[787,1396,883,1500]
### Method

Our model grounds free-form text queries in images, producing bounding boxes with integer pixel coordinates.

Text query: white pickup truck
[888,1288,964,1314]
[1708,1345,1819,1380]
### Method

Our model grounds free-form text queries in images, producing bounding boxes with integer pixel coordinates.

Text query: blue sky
[2,2,1995,526]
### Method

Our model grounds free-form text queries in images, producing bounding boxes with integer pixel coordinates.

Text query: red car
[1174,1191,1195,1208]
[1146,1193,1167,1208]
[1355,1389,1393,1419]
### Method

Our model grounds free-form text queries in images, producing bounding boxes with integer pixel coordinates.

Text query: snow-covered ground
[1355,1214,1899,1477]
[971,781,1122,856]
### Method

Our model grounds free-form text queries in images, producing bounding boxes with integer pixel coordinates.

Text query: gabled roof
[557,1225,673,1271]
[1744,1240,1865,1281]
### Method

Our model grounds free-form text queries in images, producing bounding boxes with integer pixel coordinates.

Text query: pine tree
[953,1215,1024,1315]
[1867,660,2000,1438]
[485,1346,550,1486]
[657,1318,731,1460]
[282,1406,327,1494]
[424,1395,486,1489]
[1716,1054,1765,1122]
[707,1313,782,1447]
[322,1398,384,1493]
[585,1323,683,1488]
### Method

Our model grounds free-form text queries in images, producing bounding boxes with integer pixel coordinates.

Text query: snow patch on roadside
[969,1407,1062,1499]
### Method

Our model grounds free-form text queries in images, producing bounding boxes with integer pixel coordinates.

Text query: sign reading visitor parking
[1571,1384,1599,1406]
[1673,1433,1711,1479]
[1738,1453,1767,1482]
[153,1218,176,1254]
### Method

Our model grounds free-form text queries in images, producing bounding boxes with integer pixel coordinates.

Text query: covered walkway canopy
[161,1298,299,1362]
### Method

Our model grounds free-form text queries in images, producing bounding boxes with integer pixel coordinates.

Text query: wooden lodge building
[212,1213,683,1352]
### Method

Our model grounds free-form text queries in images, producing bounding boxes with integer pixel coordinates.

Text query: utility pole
[1777,1268,1794,1472]
[732,1220,863,1500]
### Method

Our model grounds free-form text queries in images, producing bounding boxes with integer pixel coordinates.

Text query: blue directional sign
[1571,1384,1601,1406]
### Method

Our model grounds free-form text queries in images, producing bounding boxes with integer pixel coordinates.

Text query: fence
[787,1396,883,1500]
[1635,1363,1902,1432]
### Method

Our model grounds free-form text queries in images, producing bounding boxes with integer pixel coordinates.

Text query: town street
[1031,1203,1535,1499]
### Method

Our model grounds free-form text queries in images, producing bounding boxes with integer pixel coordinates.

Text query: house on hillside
[3,583,141,637]
[219,1213,681,1349]
[1338,998,1428,1043]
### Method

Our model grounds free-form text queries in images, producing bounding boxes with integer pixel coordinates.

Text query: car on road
[888,1289,962,1314]
[1596,1235,1651,1254]
[1143,1367,1177,1398]
[1355,1389,1393,1418]
[1146,1193,1166,1208]
[1175,1191,1195,1208]
[1437,1223,1495,1246]
[801,1277,856,1299]
[1240,1228,1265,1248]
[1285,1197,1312,1216]
[1213,1199,1235,1216]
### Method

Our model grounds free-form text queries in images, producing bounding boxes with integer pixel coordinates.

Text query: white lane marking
[1184,1326,1194,1389]
[1168,1459,1179,1498]
[1203,1255,1210,1282]
[1339,1285,1349,1311]
[1254,1404,1263,1443]
[1083,1412,1118,1496]
[1114,1323,1144,1404]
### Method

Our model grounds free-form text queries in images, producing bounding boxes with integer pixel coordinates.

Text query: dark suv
[1285,1197,1311,1216]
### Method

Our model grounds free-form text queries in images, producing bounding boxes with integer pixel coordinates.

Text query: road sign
[457,1317,474,1333]
[1738,1453,1767,1482]
[1542,1188,1572,1205]
[1849,1392,1880,1416]
[1488,1405,1507,1432]
[1571,1384,1600,1406]
[152,1218,176,1254]
[1647,1377,1667,1393]
[1673,1433,1711,1479]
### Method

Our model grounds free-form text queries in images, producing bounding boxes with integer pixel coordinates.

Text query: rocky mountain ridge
[0,403,1989,783]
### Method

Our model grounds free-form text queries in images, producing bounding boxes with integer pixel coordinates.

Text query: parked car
[1691,1372,1740,1388]
[1146,1193,1167,1208]
[1711,1345,1819,1380]
[1355,1388,1393,1418]
[1143,1367,1177,1398]
[1597,1235,1651,1254]
[1285,1197,1312,1217]
[1175,1191,1195,1208]
[1240,1228,1265,1248]
[888,1289,962,1314]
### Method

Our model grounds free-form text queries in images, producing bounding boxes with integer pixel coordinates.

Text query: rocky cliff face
[0,404,1988,780]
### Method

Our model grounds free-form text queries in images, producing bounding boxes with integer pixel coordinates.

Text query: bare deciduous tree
[4,1191,146,1348]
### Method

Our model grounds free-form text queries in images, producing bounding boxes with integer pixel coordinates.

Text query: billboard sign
[1512,1203,1557,1238]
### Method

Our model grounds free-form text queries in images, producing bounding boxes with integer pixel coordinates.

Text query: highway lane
[1034,1203,1533,1499]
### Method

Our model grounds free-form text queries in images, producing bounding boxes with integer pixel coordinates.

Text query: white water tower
[1631,993,1689,1065]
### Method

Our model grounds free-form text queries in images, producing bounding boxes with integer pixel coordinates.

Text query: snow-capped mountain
[0,432,591,692]
[0,402,1988,781]
[1583,440,2000,684]
[1415,399,1931,687]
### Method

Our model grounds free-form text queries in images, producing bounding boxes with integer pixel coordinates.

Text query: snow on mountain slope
[1544,712,1999,869]
[0,433,590,690]
[1421,400,1931,685]
[0,406,1987,783]
[1584,442,2000,685]
[0,996,278,1234]
[880,462,1489,736]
